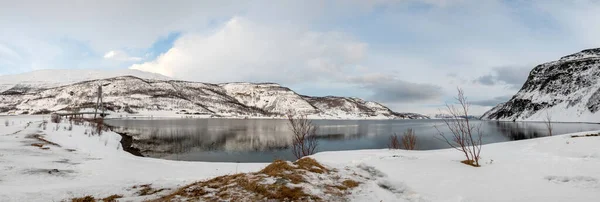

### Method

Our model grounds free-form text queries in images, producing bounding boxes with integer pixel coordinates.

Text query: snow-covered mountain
[0,70,428,119]
[482,48,600,122]
[0,69,170,93]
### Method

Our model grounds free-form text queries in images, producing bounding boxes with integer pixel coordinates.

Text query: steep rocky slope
[0,73,427,119]
[482,48,600,122]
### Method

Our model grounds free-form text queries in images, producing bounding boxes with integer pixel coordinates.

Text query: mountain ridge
[481,48,600,122]
[0,71,428,119]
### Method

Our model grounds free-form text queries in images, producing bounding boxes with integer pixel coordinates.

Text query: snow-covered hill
[0,69,171,93]
[0,71,427,119]
[482,48,600,122]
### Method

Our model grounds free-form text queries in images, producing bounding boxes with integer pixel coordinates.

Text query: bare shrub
[51,114,62,123]
[544,111,553,136]
[287,114,318,159]
[401,128,417,150]
[387,134,401,149]
[435,88,483,167]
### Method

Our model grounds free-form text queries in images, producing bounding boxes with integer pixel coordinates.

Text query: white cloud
[131,17,367,83]
[103,50,142,62]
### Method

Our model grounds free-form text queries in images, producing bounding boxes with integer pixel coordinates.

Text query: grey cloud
[471,95,513,106]
[349,74,443,102]
[474,66,531,89]
[475,75,496,86]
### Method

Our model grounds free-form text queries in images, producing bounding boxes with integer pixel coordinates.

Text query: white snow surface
[1,115,599,201]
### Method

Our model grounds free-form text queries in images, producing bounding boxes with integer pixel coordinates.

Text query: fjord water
[104,119,600,162]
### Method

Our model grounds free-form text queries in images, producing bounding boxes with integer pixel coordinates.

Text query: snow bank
[313,131,600,202]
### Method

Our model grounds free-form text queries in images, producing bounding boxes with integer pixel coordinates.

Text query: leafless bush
[387,134,401,149]
[287,114,318,159]
[401,128,417,150]
[41,120,48,130]
[435,88,483,167]
[51,114,62,124]
[544,112,553,136]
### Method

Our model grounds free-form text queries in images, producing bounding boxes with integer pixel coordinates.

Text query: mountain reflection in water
[105,119,600,162]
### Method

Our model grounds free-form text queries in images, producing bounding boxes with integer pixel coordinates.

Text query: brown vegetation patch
[342,180,360,188]
[134,184,167,196]
[70,194,123,202]
[156,158,358,202]
[571,133,600,138]
[461,160,481,167]
[70,196,95,202]
[101,194,123,202]
[295,157,328,174]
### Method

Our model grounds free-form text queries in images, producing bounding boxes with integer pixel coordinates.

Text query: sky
[1,0,599,115]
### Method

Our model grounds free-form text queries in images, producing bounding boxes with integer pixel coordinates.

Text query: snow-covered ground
[1,115,599,201]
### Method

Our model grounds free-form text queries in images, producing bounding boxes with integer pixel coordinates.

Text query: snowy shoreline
[1,115,599,201]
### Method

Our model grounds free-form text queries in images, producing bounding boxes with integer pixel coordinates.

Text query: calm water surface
[104,119,600,162]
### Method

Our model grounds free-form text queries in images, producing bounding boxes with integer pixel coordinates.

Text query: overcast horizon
[1,0,599,115]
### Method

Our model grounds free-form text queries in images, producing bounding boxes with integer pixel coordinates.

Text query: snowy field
[1,115,599,201]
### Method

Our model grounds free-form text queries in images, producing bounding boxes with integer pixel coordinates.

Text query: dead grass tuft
[259,160,296,176]
[461,160,481,167]
[342,179,360,188]
[295,157,328,174]
[71,196,96,202]
[101,194,123,202]
[135,184,166,196]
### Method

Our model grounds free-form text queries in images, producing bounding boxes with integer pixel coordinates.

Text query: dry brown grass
[295,157,328,174]
[70,194,122,202]
[134,184,166,196]
[158,173,312,201]
[461,160,481,167]
[100,195,122,202]
[342,180,360,188]
[259,159,306,184]
[156,158,351,202]
[71,196,96,202]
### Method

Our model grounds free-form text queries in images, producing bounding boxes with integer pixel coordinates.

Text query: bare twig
[544,112,553,136]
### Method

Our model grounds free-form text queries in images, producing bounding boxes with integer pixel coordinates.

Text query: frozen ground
[1,115,599,201]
